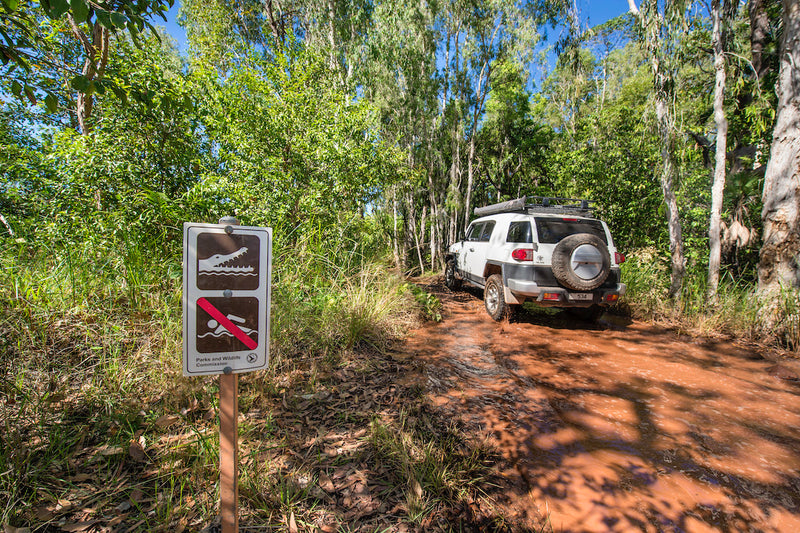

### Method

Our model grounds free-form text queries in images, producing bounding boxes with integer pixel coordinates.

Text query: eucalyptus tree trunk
[750,0,771,85]
[418,204,428,273]
[758,0,800,323]
[708,0,729,301]
[655,95,685,299]
[630,0,685,299]
[391,186,402,274]
[464,70,490,197]
[428,171,440,270]
[463,28,497,232]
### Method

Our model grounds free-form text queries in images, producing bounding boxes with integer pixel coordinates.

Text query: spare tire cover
[551,233,611,291]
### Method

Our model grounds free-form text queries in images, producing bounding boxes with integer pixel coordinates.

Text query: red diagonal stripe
[197,297,258,350]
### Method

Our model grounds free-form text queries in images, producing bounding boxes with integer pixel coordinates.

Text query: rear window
[534,217,607,244]
[507,221,532,243]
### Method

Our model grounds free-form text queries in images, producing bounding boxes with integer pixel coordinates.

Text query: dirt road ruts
[406,278,800,532]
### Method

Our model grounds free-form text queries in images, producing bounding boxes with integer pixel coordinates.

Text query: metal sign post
[183,217,272,533]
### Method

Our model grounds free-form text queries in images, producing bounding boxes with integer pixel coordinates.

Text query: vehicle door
[458,222,483,277]
[463,220,496,285]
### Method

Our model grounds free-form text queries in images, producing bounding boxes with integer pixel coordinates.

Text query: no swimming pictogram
[197,297,258,352]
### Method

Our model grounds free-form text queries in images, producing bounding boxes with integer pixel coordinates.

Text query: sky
[162,2,187,54]
[160,1,631,57]
[586,1,630,28]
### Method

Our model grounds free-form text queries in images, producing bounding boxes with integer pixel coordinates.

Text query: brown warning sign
[184,222,271,376]
[196,233,260,291]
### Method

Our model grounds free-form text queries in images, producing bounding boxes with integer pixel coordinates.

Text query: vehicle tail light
[606,294,619,303]
[562,218,577,222]
[615,252,626,264]
[543,292,560,301]
[512,248,534,261]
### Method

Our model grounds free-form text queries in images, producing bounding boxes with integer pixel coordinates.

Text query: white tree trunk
[758,0,800,318]
[631,0,686,299]
[708,0,729,301]
[656,95,686,299]
[391,186,402,274]
[465,134,476,229]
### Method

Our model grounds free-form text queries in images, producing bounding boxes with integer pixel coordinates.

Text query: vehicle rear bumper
[506,280,626,306]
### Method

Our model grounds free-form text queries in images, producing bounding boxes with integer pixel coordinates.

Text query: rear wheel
[485,274,514,321]
[444,260,461,290]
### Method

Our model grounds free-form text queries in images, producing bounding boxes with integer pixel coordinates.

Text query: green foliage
[197,46,407,238]
[535,43,667,252]
[403,283,442,322]
[0,0,173,109]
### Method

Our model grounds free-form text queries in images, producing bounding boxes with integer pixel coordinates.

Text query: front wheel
[484,274,514,321]
[444,260,461,290]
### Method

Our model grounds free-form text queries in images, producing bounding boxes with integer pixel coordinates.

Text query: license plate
[569,293,593,301]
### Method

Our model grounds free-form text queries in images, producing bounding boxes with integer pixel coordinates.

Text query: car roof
[470,212,599,224]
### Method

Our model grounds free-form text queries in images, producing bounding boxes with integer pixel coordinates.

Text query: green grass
[0,235,489,531]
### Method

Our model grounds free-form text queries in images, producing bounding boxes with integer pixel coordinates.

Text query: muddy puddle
[405,281,800,532]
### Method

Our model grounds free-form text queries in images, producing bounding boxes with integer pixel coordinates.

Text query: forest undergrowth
[2,230,798,532]
[0,238,515,532]
[618,249,800,351]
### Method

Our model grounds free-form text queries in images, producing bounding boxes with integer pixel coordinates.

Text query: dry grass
[617,249,798,351]
[0,243,511,532]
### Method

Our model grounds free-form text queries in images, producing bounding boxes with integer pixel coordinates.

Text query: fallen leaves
[128,435,147,463]
[60,521,97,532]
[154,414,180,428]
[7,303,499,533]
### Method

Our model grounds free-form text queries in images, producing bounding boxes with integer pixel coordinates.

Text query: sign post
[183,217,272,532]
[219,371,238,532]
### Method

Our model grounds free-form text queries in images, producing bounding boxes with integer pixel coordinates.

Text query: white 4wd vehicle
[445,197,626,321]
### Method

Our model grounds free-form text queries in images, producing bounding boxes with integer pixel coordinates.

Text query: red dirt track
[406,279,800,532]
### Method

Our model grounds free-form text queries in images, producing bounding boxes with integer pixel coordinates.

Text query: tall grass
[268,230,429,365]
[0,226,429,528]
[618,248,798,349]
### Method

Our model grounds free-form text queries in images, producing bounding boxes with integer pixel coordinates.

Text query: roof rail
[473,196,595,218]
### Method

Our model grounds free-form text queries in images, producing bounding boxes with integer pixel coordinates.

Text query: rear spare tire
[551,233,611,291]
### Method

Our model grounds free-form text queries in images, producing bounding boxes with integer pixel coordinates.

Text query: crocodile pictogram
[198,247,254,275]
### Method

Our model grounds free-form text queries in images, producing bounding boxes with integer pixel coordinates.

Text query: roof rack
[473,196,595,218]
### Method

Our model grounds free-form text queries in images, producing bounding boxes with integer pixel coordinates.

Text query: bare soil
[406,277,800,532]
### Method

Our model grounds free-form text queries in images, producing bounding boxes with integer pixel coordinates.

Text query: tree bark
[758,0,800,318]
[67,16,109,135]
[463,21,499,232]
[417,203,427,273]
[655,93,685,299]
[708,0,729,301]
[391,186,402,274]
[631,0,686,299]
[750,0,771,86]
[428,171,439,270]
